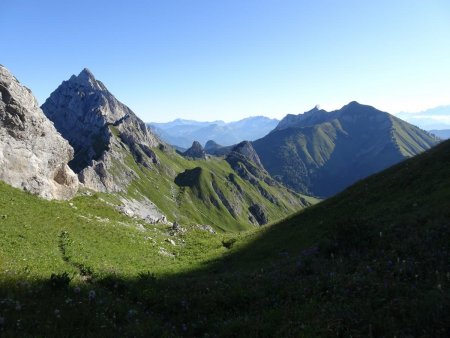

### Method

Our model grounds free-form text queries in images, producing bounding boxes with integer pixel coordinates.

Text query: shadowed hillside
[1,138,449,336]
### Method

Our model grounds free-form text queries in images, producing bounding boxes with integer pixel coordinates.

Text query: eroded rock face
[231,141,263,168]
[248,203,268,225]
[42,68,160,192]
[0,65,78,199]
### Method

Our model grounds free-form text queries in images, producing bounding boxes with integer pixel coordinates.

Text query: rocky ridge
[0,65,78,200]
[42,68,160,192]
[253,101,440,197]
[41,68,167,223]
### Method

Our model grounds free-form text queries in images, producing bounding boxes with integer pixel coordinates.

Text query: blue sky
[2,0,450,122]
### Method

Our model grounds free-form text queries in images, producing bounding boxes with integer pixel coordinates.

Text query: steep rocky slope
[0,65,78,200]
[253,102,439,197]
[42,68,159,193]
[42,69,315,229]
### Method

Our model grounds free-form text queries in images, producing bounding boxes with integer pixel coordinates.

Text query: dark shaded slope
[190,138,450,336]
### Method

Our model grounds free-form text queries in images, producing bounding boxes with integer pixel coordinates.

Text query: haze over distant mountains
[149,116,279,148]
[396,105,450,130]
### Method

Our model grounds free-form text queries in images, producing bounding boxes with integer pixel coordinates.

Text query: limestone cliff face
[0,65,78,200]
[42,68,160,192]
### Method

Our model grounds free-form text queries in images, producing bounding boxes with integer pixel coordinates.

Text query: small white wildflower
[54,309,61,318]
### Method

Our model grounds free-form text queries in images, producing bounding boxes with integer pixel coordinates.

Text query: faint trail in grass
[58,230,93,281]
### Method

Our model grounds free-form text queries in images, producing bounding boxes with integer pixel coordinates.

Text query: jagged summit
[183,141,207,159]
[67,68,106,91]
[42,68,159,191]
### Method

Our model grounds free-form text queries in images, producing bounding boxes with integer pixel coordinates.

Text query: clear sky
[2,0,450,122]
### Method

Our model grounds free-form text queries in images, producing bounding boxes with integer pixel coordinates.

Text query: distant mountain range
[252,102,439,197]
[428,129,450,140]
[396,105,450,130]
[148,116,279,148]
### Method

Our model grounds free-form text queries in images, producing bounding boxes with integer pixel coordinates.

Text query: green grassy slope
[253,102,439,198]
[1,139,449,336]
[107,127,316,232]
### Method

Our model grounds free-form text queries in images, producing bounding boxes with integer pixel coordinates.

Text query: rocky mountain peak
[0,65,78,199]
[231,141,263,168]
[183,141,206,159]
[80,67,95,79]
[42,68,159,192]
[68,68,106,92]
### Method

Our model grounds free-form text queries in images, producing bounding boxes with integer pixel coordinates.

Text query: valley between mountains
[0,64,448,336]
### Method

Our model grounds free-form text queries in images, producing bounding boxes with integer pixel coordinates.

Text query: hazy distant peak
[204,140,222,149]
[149,116,279,148]
[395,105,450,130]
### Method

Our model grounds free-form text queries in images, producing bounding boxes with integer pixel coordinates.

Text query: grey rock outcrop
[183,141,206,159]
[231,141,263,168]
[118,196,168,224]
[248,203,268,225]
[0,65,78,199]
[42,68,160,192]
[225,141,270,183]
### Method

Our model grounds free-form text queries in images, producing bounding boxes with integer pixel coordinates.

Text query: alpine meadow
[1,1,450,337]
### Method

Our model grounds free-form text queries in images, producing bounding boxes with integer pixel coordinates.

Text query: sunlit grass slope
[108,126,316,232]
